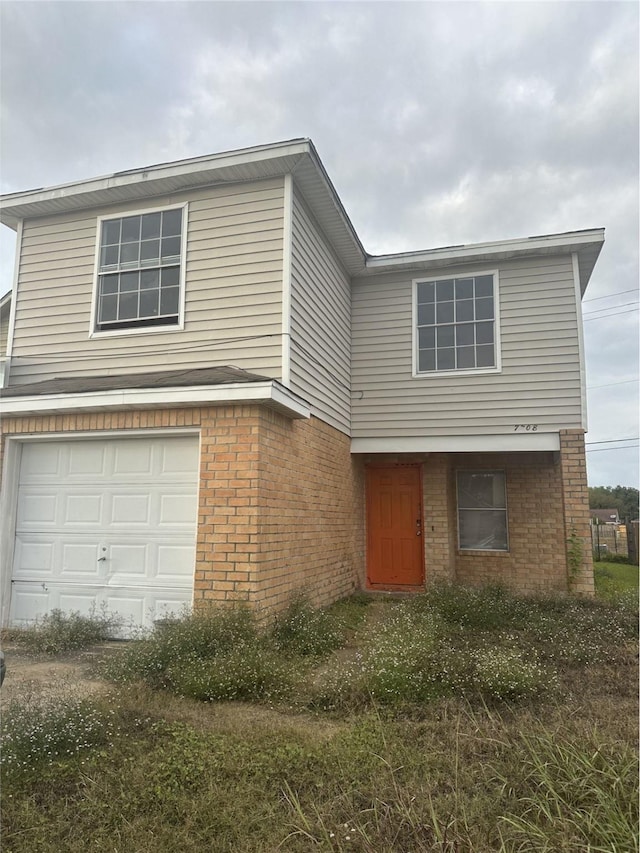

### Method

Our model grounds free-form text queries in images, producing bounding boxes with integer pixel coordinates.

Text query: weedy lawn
[1,580,637,853]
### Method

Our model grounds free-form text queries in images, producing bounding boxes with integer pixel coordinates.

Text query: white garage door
[10,434,199,636]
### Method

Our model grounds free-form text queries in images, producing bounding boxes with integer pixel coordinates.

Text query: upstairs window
[414,272,499,374]
[94,205,186,332]
[457,471,508,551]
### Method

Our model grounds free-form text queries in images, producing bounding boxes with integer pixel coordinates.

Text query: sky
[0,0,638,489]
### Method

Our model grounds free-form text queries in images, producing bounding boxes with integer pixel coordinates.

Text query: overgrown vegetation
[2,584,637,852]
[5,607,123,655]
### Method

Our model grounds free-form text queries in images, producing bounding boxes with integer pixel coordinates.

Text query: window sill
[457,548,510,556]
[89,322,184,340]
[412,366,502,379]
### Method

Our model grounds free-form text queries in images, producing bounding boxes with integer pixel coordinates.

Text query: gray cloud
[1,0,637,486]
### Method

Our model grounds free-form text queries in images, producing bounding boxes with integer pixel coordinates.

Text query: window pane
[118,291,138,320]
[140,239,160,263]
[475,297,494,320]
[140,269,159,290]
[139,288,160,318]
[103,220,121,245]
[475,321,494,345]
[141,212,161,239]
[100,274,119,295]
[418,303,435,325]
[121,216,141,243]
[435,280,454,302]
[458,509,508,550]
[476,344,495,367]
[418,326,435,348]
[458,471,505,508]
[456,324,474,346]
[160,286,179,316]
[456,299,474,322]
[436,301,454,324]
[161,236,181,260]
[418,349,435,372]
[436,347,455,370]
[436,325,454,347]
[417,282,435,304]
[162,208,182,237]
[475,275,494,298]
[457,346,475,369]
[161,266,180,288]
[120,242,140,265]
[455,278,473,300]
[99,294,117,323]
[120,272,138,292]
[100,245,119,268]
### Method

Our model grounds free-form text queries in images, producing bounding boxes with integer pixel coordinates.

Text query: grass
[1,585,637,852]
[594,559,639,599]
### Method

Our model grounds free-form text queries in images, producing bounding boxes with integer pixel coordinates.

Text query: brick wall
[1,406,365,617]
[558,429,594,595]
[453,451,568,593]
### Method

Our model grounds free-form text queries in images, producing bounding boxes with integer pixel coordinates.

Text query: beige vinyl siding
[9,178,285,385]
[289,185,351,433]
[351,255,582,437]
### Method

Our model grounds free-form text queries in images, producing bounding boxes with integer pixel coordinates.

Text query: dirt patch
[0,643,122,707]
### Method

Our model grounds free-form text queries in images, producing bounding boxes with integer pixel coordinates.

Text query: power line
[586,445,639,453]
[583,300,639,316]
[584,308,639,322]
[587,379,638,390]
[583,288,639,303]
[585,437,640,445]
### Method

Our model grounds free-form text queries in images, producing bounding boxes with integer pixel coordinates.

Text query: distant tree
[588,485,639,520]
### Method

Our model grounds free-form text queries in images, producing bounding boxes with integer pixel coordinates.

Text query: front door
[366,465,424,588]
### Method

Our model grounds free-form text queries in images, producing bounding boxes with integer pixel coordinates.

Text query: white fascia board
[0,381,311,419]
[572,252,588,431]
[351,434,561,454]
[365,229,605,273]
[281,174,293,386]
[0,140,312,228]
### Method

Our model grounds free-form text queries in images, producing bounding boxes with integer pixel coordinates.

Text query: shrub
[168,644,297,702]
[416,582,529,631]
[271,595,346,658]
[8,607,123,655]
[1,694,117,783]
[102,606,258,686]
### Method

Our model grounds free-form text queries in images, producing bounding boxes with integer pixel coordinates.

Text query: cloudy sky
[1,1,638,488]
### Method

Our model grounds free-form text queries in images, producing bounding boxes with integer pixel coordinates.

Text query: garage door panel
[11,435,199,635]
[13,540,56,574]
[17,491,59,526]
[110,493,152,525]
[160,493,199,525]
[157,544,197,579]
[64,494,103,525]
[68,443,108,476]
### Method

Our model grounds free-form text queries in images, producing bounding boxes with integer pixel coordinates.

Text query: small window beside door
[456,470,508,551]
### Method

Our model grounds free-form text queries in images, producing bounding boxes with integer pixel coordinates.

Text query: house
[0,138,602,633]
[590,509,620,525]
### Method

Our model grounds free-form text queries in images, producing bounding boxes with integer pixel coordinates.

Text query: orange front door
[366,465,424,587]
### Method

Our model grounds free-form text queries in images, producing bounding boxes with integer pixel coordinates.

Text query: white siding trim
[281,174,293,386]
[351,433,561,453]
[411,269,502,378]
[572,252,588,431]
[0,381,311,419]
[6,219,23,358]
[88,202,189,339]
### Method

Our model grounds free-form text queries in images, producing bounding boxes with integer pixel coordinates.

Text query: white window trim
[89,201,189,339]
[411,268,502,378]
[456,469,509,553]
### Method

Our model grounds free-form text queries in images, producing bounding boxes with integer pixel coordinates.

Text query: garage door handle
[98,556,107,562]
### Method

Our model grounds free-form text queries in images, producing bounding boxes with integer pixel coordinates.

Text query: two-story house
[0,139,602,633]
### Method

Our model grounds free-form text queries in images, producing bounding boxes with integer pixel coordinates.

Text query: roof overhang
[363,228,605,295]
[0,380,311,420]
[0,138,367,275]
